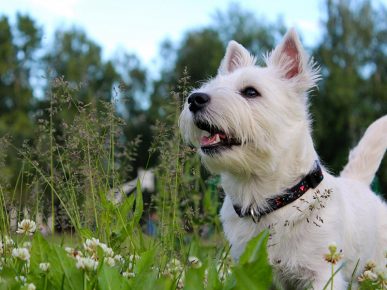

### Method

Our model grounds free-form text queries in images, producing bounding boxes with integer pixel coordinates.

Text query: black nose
[187,92,210,113]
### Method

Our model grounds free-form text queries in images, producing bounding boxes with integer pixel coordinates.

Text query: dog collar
[232,161,324,223]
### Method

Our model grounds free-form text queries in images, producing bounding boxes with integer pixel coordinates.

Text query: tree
[312,0,387,194]
[0,14,42,189]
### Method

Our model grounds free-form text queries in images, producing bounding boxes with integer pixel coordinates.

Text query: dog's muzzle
[188,92,210,113]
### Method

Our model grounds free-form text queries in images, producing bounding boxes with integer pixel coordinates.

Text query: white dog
[179,28,387,289]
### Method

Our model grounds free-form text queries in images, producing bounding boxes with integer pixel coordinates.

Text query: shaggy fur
[179,28,387,289]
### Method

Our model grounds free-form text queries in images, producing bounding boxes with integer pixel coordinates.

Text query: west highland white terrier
[179,28,387,289]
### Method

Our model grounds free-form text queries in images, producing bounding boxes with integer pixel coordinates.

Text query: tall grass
[0,76,384,289]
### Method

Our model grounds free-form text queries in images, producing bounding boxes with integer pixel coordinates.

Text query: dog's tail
[340,115,387,185]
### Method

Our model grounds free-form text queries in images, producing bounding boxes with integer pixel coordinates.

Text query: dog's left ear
[267,28,320,91]
[218,41,256,75]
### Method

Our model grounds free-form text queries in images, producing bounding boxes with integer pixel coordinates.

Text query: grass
[0,76,385,289]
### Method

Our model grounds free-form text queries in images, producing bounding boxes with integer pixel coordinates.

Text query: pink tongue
[200,134,218,146]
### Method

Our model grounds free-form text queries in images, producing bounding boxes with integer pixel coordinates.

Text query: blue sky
[2,0,386,66]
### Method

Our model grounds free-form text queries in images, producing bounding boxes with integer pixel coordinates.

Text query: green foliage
[228,231,272,290]
[312,0,387,194]
[0,1,386,289]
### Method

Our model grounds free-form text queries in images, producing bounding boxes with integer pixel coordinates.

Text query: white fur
[179,28,387,289]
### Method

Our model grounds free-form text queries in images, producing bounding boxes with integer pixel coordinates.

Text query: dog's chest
[220,194,326,285]
[221,195,311,256]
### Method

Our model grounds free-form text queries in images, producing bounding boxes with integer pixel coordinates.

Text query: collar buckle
[250,207,261,223]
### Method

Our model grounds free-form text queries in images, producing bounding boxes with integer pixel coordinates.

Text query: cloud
[29,0,79,19]
[294,19,320,34]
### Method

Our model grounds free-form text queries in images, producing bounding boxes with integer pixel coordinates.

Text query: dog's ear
[267,28,320,90]
[218,41,256,75]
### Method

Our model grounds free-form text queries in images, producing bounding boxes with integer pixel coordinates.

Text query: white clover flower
[16,219,36,236]
[5,236,15,247]
[122,271,135,278]
[188,256,202,269]
[99,243,114,257]
[65,247,83,259]
[27,283,36,290]
[169,258,182,269]
[105,257,115,267]
[39,262,50,272]
[128,254,140,262]
[76,256,98,271]
[23,241,32,249]
[15,275,27,284]
[114,254,124,264]
[83,238,100,254]
[216,263,231,282]
[164,258,184,277]
[363,270,378,281]
[12,247,30,262]
[364,261,377,271]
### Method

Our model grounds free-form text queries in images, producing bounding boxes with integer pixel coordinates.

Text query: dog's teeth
[200,133,222,146]
[201,131,210,137]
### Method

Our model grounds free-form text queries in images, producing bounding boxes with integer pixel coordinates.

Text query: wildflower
[16,219,36,236]
[363,270,378,281]
[22,241,32,249]
[128,254,140,263]
[105,257,115,267]
[65,247,83,259]
[122,271,135,278]
[324,242,343,265]
[188,256,202,269]
[83,238,100,254]
[358,270,378,282]
[39,262,50,272]
[217,263,231,282]
[15,275,26,284]
[99,243,114,257]
[12,247,30,262]
[27,283,36,290]
[163,258,185,282]
[5,236,15,246]
[364,260,376,271]
[1,236,14,255]
[168,258,182,271]
[114,254,124,264]
[76,256,98,271]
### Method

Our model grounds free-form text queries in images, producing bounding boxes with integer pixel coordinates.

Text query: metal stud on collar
[250,207,261,223]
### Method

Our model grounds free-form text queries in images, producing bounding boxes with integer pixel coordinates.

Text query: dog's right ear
[218,41,256,75]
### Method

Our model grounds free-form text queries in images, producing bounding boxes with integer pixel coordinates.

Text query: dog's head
[179,29,320,176]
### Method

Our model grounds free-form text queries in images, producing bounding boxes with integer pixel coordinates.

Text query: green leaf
[30,232,50,271]
[79,228,94,239]
[47,243,83,290]
[239,230,269,265]
[183,267,206,290]
[232,230,272,290]
[97,264,130,290]
[206,262,222,290]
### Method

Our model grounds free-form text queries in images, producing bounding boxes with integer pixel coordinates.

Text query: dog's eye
[241,87,261,98]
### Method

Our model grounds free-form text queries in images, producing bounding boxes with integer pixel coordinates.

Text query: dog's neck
[221,130,319,211]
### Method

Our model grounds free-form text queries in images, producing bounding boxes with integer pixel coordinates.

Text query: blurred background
[0,0,386,228]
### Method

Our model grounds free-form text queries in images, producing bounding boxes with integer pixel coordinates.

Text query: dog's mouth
[195,121,241,154]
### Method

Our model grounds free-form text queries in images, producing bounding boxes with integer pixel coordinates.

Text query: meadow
[0,76,385,290]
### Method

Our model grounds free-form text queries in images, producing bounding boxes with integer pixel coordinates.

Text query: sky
[2,0,327,66]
